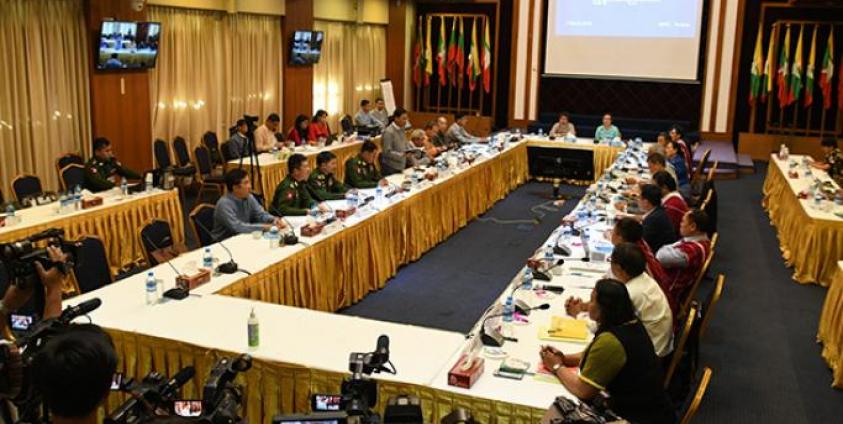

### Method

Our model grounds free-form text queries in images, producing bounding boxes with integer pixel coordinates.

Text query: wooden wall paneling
[708,0,727,132]
[387,0,408,108]
[283,0,314,130]
[85,0,152,174]
[725,0,747,136]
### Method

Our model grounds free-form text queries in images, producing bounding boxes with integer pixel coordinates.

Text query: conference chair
[698,274,725,341]
[706,160,719,183]
[55,152,84,186]
[709,232,719,253]
[11,174,43,204]
[220,140,237,162]
[699,183,718,235]
[59,164,86,192]
[193,146,226,203]
[678,242,716,321]
[202,131,224,168]
[665,304,699,388]
[172,136,194,168]
[71,235,113,294]
[154,139,196,178]
[691,148,711,184]
[139,219,178,267]
[189,203,216,247]
[679,367,713,424]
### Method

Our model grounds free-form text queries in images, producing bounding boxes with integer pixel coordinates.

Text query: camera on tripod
[0,228,79,289]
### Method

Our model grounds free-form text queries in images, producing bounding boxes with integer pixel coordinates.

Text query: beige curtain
[313,21,386,130]
[0,0,91,193]
[148,6,282,149]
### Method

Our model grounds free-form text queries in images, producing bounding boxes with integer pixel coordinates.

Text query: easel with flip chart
[379,79,396,116]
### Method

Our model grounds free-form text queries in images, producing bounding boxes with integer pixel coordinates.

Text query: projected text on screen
[556,0,698,38]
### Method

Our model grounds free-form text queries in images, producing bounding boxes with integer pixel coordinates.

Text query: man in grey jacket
[380,107,416,175]
[445,112,486,145]
[212,168,286,240]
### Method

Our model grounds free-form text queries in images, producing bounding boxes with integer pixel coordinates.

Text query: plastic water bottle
[537,128,544,137]
[73,185,82,210]
[544,246,555,270]
[58,193,68,214]
[834,191,843,206]
[268,226,279,249]
[375,186,383,203]
[347,191,358,209]
[309,205,319,220]
[203,247,214,269]
[522,268,533,290]
[503,297,514,323]
[145,272,158,305]
[5,204,16,225]
[121,179,128,197]
[247,308,260,348]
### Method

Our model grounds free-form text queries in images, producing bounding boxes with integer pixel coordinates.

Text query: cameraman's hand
[36,246,68,320]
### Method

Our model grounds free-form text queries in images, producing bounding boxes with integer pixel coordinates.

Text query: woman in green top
[540,279,674,424]
[595,113,621,141]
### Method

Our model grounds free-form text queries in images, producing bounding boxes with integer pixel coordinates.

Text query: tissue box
[447,354,485,389]
[82,197,103,209]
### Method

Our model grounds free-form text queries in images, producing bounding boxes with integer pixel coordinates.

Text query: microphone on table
[58,298,102,324]
[191,218,240,274]
[142,233,194,299]
[270,210,300,246]
[479,303,551,347]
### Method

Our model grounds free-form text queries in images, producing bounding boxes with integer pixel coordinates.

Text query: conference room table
[0,188,184,271]
[523,136,625,183]
[818,261,843,388]
[228,137,384,201]
[762,154,843,287]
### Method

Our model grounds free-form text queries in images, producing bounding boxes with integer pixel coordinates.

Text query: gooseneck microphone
[191,218,240,274]
[480,303,551,347]
[58,298,102,324]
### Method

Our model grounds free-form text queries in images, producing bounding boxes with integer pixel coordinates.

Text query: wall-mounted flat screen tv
[96,21,161,70]
[289,30,323,65]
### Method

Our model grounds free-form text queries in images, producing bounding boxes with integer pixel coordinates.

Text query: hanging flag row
[413,15,492,93]
[749,23,840,110]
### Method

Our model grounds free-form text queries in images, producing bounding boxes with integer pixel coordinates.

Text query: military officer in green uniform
[271,153,326,216]
[812,137,843,182]
[308,151,351,201]
[345,140,387,189]
[84,137,141,192]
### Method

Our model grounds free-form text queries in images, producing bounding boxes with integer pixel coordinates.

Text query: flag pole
[436,16,443,114]
[778,25,787,135]
[765,23,779,134]
[478,16,486,117]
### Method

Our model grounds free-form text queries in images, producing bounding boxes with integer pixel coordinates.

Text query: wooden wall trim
[507,0,520,123]
[386,0,407,108]
[708,0,728,131]
[726,0,747,135]
[282,0,314,129]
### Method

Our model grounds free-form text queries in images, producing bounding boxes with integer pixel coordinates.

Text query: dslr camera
[0,228,79,289]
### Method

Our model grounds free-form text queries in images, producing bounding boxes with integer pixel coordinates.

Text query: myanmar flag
[412,16,423,86]
[762,24,775,103]
[446,17,457,85]
[788,25,804,106]
[777,25,791,107]
[456,17,465,86]
[436,17,446,86]
[424,16,433,86]
[749,26,764,106]
[819,28,834,110]
[482,18,492,93]
[804,25,817,108]
[467,18,481,91]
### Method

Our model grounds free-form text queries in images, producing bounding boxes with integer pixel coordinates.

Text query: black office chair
[220,140,237,162]
[72,236,113,294]
[172,136,194,168]
[56,153,84,187]
[139,219,175,267]
[59,164,86,192]
[11,174,43,204]
[202,131,224,167]
[194,146,226,202]
[340,115,353,135]
[189,203,216,247]
[154,139,195,177]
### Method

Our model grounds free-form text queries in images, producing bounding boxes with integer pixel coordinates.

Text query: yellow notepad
[538,316,589,342]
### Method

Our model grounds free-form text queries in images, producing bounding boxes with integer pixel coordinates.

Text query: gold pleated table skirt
[762,161,843,286]
[818,262,843,388]
[218,143,531,311]
[103,330,546,424]
[524,139,623,183]
[0,190,184,270]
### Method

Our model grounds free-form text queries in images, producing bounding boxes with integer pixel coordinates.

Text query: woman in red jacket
[286,114,310,146]
[307,109,331,144]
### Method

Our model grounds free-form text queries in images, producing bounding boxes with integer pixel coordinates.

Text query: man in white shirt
[566,242,674,357]
[370,98,389,128]
[354,99,380,128]
[253,113,282,153]
[445,113,486,145]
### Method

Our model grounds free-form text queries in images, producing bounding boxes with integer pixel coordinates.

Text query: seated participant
[307,110,331,144]
[425,120,447,149]
[271,154,323,216]
[254,113,282,153]
[445,113,485,145]
[657,209,712,311]
[410,129,441,164]
[625,152,677,187]
[308,151,349,201]
[549,112,576,138]
[212,169,285,240]
[810,137,843,182]
[665,140,691,197]
[611,217,669,298]
[227,119,251,158]
[653,170,688,235]
[354,99,379,128]
[370,98,389,128]
[648,131,669,156]
[595,113,621,141]
[380,107,414,175]
[566,243,674,357]
[639,184,678,253]
[345,140,387,188]
[286,114,310,147]
[437,116,456,149]
[669,124,693,173]
[542,279,674,424]
[84,137,141,192]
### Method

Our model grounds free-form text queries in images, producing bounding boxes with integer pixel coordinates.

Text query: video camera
[0,298,102,423]
[228,115,260,138]
[0,228,79,289]
[106,354,252,424]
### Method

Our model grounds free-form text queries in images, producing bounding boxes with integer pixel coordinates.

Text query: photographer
[1,246,67,336]
[32,323,117,424]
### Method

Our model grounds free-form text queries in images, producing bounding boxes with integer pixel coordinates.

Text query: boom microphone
[58,298,102,324]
